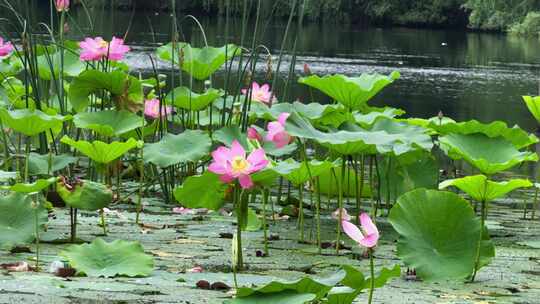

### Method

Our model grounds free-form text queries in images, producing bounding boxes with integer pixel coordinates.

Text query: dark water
[5,6,540,131]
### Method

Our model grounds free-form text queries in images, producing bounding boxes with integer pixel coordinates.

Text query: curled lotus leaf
[355,107,405,127]
[0,108,70,136]
[173,171,227,211]
[61,136,141,164]
[165,87,223,111]
[57,178,113,211]
[439,175,532,202]
[298,71,400,110]
[438,133,538,175]
[2,177,58,193]
[73,110,144,137]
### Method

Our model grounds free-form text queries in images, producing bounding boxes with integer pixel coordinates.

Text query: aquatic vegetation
[144,98,173,119]
[242,82,276,105]
[0,37,14,57]
[55,0,69,12]
[79,37,130,61]
[265,112,292,148]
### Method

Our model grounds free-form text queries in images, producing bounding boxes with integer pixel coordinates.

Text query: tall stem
[262,189,269,256]
[34,197,40,271]
[136,148,144,224]
[368,248,375,304]
[471,199,486,282]
[298,183,304,242]
[315,177,322,254]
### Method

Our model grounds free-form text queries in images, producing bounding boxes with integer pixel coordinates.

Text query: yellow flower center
[231,156,250,174]
[99,40,109,48]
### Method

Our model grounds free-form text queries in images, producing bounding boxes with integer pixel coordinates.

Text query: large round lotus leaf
[213,125,250,149]
[439,175,532,202]
[272,158,337,186]
[523,96,540,124]
[68,70,144,113]
[165,87,223,111]
[2,177,58,193]
[173,172,228,211]
[250,101,340,122]
[439,133,538,175]
[143,130,211,168]
[0,192,47,249]
[354,107,405,128]
[61,136,141,164]
[27,152,78,175]
[60,238,154,278]
[57,179,113,211]
[285,112,400,155]
[37,50,85,80]
[369,118,433,156]
[430,120,537,149]
[0,108,70,136]
[388,189,495,281]
[298,71,400,110]
[226,291,316,304]
[73,110,144,137]
[157,43,240,80]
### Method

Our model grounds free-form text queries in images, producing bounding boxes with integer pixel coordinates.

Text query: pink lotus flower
[208,140,269,189]
[55,0,69,12]
[79,36,130,61]
[144,99,173,119]
[241,82,276,105]
[265,112,292,148]
[187,266,203,273]
[332,208,351,221]
[0,37,14,57]
[247,126,262,142]
[341,213,379,248]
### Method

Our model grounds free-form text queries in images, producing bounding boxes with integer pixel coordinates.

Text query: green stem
[315,177,322,254]
[532,187,539,220]
[34,198,40,271]
[471,199,486,282]
[336,159,346,254]
[100,209,107,235]
[368,248,375,304]
[136,148,144,224]
[24,137,30,182]
[262,189,269,256]
[298,183,304,242]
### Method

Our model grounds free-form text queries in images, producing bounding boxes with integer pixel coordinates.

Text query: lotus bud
[63,22,70,34]
[266,56,273,80]
[55,0,70,12]
[303,63,312,75]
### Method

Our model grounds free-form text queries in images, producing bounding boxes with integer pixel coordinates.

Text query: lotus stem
[100,208,107,235]
[234,185,244,271]
[34,198,40,271]
[368,248,375,304]
[70,207,78,243]
[471,199,486,282]
[532,187,539,220]
[315,177,322,254]
[336,160,346,254]
[298,183,304,242]
[24,137,30,182]
[385,156,392,216]
[136,149,144,225]
[262,189,269,256]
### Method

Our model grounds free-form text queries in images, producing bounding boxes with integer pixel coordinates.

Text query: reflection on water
[3,6,540,131]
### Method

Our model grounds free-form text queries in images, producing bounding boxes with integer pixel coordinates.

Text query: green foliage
[61,136,141,164]
[0,193,47,250]
[173,171,228,211]
[73,110,144,137]
[165,87,223,111]
[143,130,211,168]
[439,175,532,202]
[57,179,113,211]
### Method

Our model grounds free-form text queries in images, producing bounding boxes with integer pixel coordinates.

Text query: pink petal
[208,162,228,175]
[247,148,266,165]
[238,174,254,189]
[359,234,379,248]
[272,131,291,148]
[212,146,232,164]
[360,213,379,238]
[260,84,270,92]
[341,220,365,244]
[230,140,245,158]
[219,174,235,184]
[277,112,290,126]
[241,88,248,95]
[252,82,260,91]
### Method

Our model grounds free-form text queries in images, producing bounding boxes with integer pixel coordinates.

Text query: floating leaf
[439,175,532,202]
[173,171,227,211]
[0,170,17,180]
[73,110,144,137]
[0,108,70,136]
[143,130,211,168]
[157,43,240,80]
[388,189,495,281]
[57,179,113,211]
[0,193,47,249]
[27,152,78,175]
[439,133,538,175]
[165,87,223,111]
[61,136,141,164]
[60,238,154,278]
[298,71,400,110]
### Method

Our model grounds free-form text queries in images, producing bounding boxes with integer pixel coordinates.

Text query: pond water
[5,6,540,131]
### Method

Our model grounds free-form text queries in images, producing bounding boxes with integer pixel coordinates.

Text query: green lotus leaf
[68,70,143,112]
[37,50,85,80]
[57,179,113,211]
[60,238,154,278]
[157,43,240,80]
[388,189,495,281]
[165,87,223,111]
[0,56,23,81]
[250,101,341,122]
[286,112,408,156]
[354,107,405,127]
[0,170,18,180]
[73,110,144,137]
[61,136,141,164]
[438,133,538,175]
[173,171,228,211]
[316,163,372,198]
[523,96,540,124]
[298,71,400,110]
[262,140,298,157]
[213,125,250,149]
[0,192,47,249]
[245,207,262,231]
[2,177,58,193]
[332,264,399,304]
[143,130,211,168]
[0,108,70,136]
[431,120,537,149]
[439,175,532,202]
[27,153,78,175]
[226,291,316,304]
[251,169,280,188]
[369,118,433,156]
[272,158,337,186]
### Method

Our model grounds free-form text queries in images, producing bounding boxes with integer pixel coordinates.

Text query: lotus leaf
[438,133,538,175]
[523,96,540,124]
[3,177,58,193]
[298,71,400,110]
[73,110,144,137]
[37,50,85,80]
[57,179,113,211]
[61,136,141,164]
[369,118,433,156]
[388,189,495,281]
[316,163,372,197]
[157,43,240,80]
[27,153,77,175]
[68,70,144,112]
[173,171,228,211]
[0,108,70,136]
[355,107,405,127]
[0,192,47,249]
[0,170,17,180]
[165,87,223,111]
[226,291,316,304]
[143,130,211,168]
[60,238,154,277]
[213,125,250,149]
[439,175,532,202]
[272,158,337,186]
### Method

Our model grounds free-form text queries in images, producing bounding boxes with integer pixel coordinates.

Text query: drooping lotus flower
[341,213,379,248]
[55,0,69,12]
[265,112,292,148]
[241,82,276,105]
[247,126,263,142]
[144,99,173,119]
[208,140,269,189]
[0,37,14,57]
[79,36,130,61]
[332,208,351,221]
